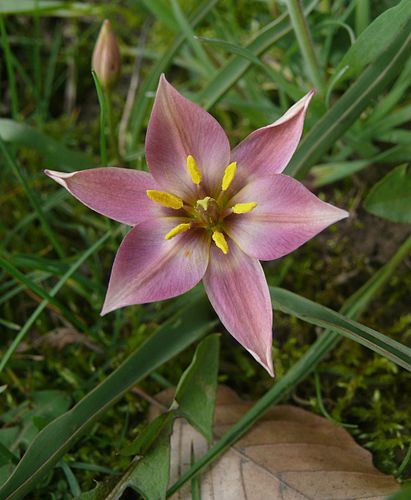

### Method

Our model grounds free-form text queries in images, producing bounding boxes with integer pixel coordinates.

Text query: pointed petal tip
[248,346,275,377]
[100,303,112,317]
[328,205,349,223]
[44,169,73,188]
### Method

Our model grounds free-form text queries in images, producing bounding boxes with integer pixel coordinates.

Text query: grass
[1,0,410,497]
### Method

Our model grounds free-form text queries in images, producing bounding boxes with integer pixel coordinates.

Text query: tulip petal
[231,90,315,182]
[226,174,348,261]
[145,75,231,199]
[203,240,274,376]
[45,168,161,226]
[101,218,210,314]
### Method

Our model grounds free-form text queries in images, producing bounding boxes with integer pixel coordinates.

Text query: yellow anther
[187,155,202,185]
[232,202,257,214]
[164,223,191,240]
[146,190,184,210]
[212,231,229,254]
[221,162,237,191]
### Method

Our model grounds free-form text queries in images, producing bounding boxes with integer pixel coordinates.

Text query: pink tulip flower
[45,75,348,376]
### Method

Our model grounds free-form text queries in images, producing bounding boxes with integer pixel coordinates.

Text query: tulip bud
[92,19,121,90]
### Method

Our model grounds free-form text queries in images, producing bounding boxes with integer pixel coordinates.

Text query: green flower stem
[167,233,411,497]
[92,70,107,165]
[105,89,121,163]
[285,0,324,93]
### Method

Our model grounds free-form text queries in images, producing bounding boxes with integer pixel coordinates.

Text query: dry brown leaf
[17,327,103,353]
[152,386,399,500]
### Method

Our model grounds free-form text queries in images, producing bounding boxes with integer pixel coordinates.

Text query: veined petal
[203,240,274,376]
[101,218,210,314]
[226,174,348,261]
[231,90,315,182]
[145,75,231,199]
[45,168,161,226]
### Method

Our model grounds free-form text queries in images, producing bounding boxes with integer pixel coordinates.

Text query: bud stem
[91,70,107,165]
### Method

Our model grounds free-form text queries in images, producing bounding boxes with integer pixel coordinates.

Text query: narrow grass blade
[170,0,215,76]
[140,0,179,33]
[0,295,217,499]
[0,231,111,374]
[0,17,19,119]
[0,1,100,16]
[270,287,411,371]
[166,233,411,496]
[0,255,88,334]
[199,1,318,110]
[196,36,301,100]
[0,136,65,258]
[285,0,324,92]
[285,18,411,178]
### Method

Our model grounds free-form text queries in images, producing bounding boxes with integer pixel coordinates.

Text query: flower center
[146,155,257,254]
[195,196,220,227]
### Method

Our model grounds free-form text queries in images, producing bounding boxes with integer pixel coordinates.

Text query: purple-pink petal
[231,91,315,183]
[101,218,210,315]
[145,75,231,199]
[45,168,161,226]
[203,240,274,376]
[225,174,348,261]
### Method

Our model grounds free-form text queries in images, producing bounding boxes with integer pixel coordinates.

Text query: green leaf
[364,164,411,223]
[174,334,220,442]
[140,0,179,33]
[334,0,411,81]
[108,418,173,500]
[0,119,92,169]
[311,160,370,187]
[120,412,174,457]
[286,16,411,179]
[0,295,217,500]
[269,287,411,372]
[81,335,219,498]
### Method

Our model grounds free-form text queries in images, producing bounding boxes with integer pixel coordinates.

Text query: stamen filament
[164,223,191,240]
[221,162,237,191]
[187,155,202,185]
[146,190,183,210]
[232,202,257,214]
[212,231,229,254]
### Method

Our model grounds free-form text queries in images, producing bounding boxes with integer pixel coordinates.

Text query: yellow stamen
[146,190,183,210]
[232,202,257,214]
[186,155,202,185]
[221,162,237,191]
[164,223,191,240]
[212,231,229,254]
